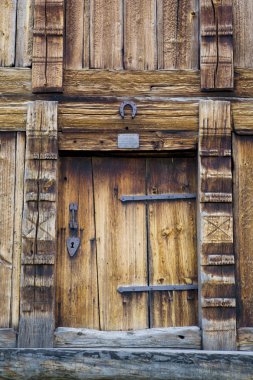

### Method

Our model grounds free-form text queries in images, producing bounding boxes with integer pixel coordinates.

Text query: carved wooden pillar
[198,100,236,350]
[18,101,58,348]
[200,0,233,90]
[32,0,64,92]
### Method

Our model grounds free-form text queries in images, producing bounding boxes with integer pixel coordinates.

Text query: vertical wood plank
[16,0,34,67]
[198,100,236,350]
[124,0,157,70]
[0,0,17,66]
[233,0,253,68]
[157,0,199,69]
[18,101,58,348]
[32,0,64,92]
[200,0,233,90]
[0,133,16,328]
[147,158,198,328]
[90,0,123,69]
[56,157,99,329]
[65,0,90,69]
[93,157,148,331]
[233,135,253,327]
[11,133,25,329]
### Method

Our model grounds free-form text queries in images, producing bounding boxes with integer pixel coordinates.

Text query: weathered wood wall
[1,0,253,368]
[0,0,253,71]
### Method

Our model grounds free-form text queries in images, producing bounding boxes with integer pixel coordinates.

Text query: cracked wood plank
[32,0,64,92]
[200,0,233,90]
[54,327,201,349]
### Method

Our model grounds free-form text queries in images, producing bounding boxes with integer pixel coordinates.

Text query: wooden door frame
[0,99,237,350]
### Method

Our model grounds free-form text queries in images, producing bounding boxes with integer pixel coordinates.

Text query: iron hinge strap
[117,284,198,293]
[120,194,196,202]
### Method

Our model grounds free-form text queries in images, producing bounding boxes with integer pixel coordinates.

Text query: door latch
[67,203,80,257]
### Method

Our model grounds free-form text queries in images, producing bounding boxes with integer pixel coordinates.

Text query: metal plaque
[118,134,139,149]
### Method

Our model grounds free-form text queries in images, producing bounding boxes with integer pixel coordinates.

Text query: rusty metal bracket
[119,101,137,119]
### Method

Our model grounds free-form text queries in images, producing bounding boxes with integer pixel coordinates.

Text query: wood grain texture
[1,349,253,379]
[1,68,253,97]
[232,102,253,134]
[54,326,201,349]
[0,133,16,328]
[233,0,253,68]
[93,157,148,330]
[63,68,253,97]
[58,101,198,132]
[19,101,58,348]
[32,0,64,92]
[233,135,253,327]
[198,100,236,350]
[0,102,28,131]
[90,0,123,69]
[0,329,16,348]
[0,68,31,95]
[58,131,198,152]
[157,0,199,69]
[238,328,253,351]
[65,0,89,69]
[147,158,198,328]
[56,157,99,328]
[16,0,34,67]
[124,0,156,70]
[0,0,17,66]
[200,0,233,90]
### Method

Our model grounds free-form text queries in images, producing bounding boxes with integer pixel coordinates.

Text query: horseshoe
[119,101,137,119]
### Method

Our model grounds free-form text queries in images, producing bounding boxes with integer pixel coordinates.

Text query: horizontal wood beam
[58,101,199,132]
[1,100,253,137]
[59,131,198,152]
[1,68,253,98]
[1,349,253,379]
[63,68,253,98]
[0,102,28,131]
[54,327,201,349]
[231,102,253,134]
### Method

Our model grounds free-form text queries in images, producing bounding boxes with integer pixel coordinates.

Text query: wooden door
[56,156,198,330]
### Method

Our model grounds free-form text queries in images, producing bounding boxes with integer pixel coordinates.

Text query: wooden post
[32,0,64,92]
[18,101,58,348]
[198,100,236,350]
[200,0,233,90]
